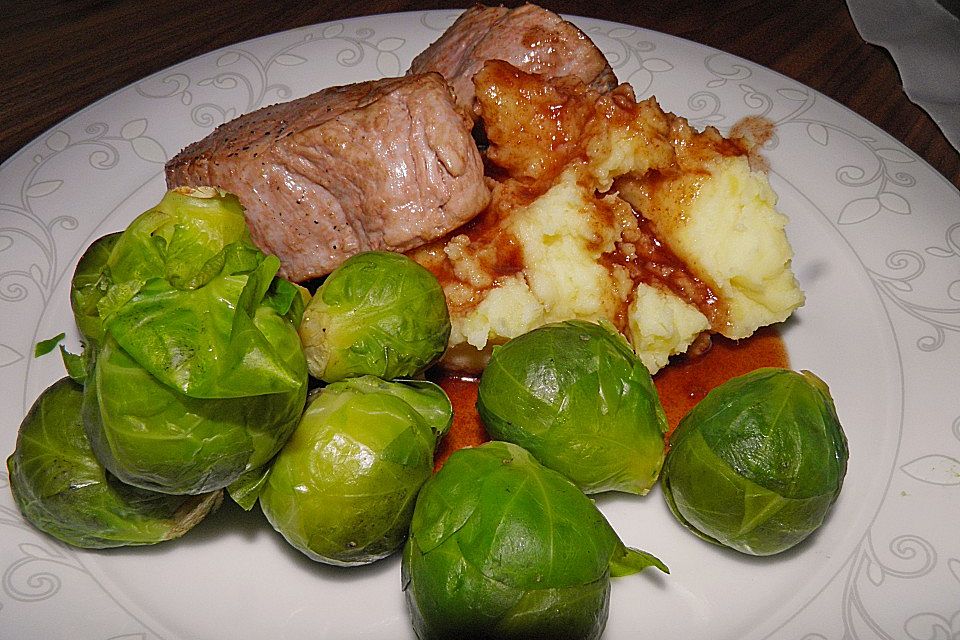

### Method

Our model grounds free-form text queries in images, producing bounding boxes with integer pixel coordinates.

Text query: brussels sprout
[90,186,305,399]
[104,185,251,288]
[260,376,452,565]
[6,378,222,548]
[299,251,450,383]
[661,368,848,556]
[83,327,306,495]
[402,441,667,640]
[77,187,309,495]
[230,376,450,513]
[102,244,303,399]
[70,231,121,350]
[477,320,667,494]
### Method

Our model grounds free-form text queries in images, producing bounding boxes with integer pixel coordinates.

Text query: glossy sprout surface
[662,368,848,556]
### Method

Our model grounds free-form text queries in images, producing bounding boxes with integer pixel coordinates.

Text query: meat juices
[408,3,617,117]
[165,73,490,283]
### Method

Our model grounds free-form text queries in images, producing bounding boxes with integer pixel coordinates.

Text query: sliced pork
[408,3,617,118]
[165,73,490,282]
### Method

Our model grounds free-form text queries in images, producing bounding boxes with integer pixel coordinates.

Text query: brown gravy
[653,326,789,438]
[431,374,486,470]
[429,326,788,467]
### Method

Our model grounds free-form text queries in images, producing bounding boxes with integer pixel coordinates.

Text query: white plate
[2,10,959,640]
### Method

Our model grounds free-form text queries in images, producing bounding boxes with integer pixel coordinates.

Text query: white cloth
[847,0,960,151]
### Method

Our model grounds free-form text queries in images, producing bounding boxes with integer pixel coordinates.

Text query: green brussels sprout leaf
[227,463,274,511]
[262,277,308,326]
[34,333,65,357]
[102,247,302,398]
[59,345,87,384]
[383,379,453,440]
[70,231,121,350]
[610,546,670,577]
[74,188,303,400]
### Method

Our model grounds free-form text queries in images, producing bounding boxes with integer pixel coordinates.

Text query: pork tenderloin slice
[165,73,490,282]
[408,3,617,117]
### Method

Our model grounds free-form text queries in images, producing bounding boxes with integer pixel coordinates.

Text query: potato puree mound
[410,60,804,373]
[451,168,632,345]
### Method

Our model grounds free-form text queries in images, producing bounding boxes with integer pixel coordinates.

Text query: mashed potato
[409,61,803,373]
[616,122,805,340]
[424,166,633,365]
[627,283,710,373]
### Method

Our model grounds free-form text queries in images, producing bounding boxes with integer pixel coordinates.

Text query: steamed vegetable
[96,189,305,398]
[79,187,308,495]
[298,251,450,383]
[6,377,222,548]
[477,320,667,494]
[402,441,667,640]
[260,376,452,566]
[70,231,121,350]
[661,368,848,556]
[83,331,306,495]
[226,463,274,511]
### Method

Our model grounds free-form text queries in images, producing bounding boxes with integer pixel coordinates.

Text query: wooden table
[3,0,958,189]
